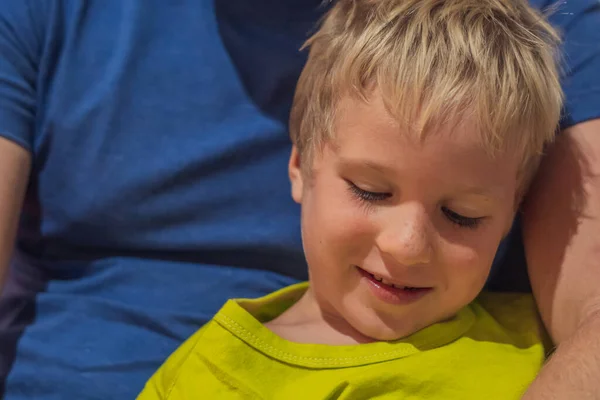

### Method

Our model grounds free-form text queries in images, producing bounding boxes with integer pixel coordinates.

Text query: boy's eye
[346,180,391,202]
[346,180,483,229]
[442,207,483,229]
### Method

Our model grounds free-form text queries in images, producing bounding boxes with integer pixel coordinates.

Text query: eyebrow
[337,157,396,175]
[454,186,500,200]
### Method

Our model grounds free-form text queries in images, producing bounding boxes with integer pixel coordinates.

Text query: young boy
[138,0,563,398]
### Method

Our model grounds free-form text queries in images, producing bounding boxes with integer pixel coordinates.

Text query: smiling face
[289,91,520,341]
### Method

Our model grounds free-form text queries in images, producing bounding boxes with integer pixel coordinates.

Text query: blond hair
[290,0,563,189]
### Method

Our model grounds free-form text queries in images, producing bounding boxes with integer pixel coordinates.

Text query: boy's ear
[288,146,304,204]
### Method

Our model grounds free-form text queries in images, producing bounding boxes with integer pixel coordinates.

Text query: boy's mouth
[357,267,433,305]
[369,273,420,290]
[357,267,428,290]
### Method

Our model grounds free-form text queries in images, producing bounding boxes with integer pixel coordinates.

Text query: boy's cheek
[443,247,490,292]
[304,201,376,259]
[316,195,376,238]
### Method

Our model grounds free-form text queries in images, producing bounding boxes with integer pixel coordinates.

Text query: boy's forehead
[333,90,486,152]
[325,91,521,180]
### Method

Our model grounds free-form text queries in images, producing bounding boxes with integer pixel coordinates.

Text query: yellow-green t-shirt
[138,282,547,399]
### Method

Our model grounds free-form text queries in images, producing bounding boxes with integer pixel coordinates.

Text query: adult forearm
[523,311,600,400]
[522,119,600,399]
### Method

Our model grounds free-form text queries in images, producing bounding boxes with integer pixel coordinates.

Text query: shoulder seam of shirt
[164,326,208,399]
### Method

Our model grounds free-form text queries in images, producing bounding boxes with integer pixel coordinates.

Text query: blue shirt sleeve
[547,0,600,129]
[0,0,46,151]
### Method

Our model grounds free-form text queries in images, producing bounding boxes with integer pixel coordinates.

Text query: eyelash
[441,207,482,229]
[346,180,483,229]
[346,180,391,202]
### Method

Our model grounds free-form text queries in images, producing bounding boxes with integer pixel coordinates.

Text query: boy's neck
[264,287,375,345]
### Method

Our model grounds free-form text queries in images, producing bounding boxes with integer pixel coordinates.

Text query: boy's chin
[346,311,426,342]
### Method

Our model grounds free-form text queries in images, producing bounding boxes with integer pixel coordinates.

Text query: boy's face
[289,91,520,341]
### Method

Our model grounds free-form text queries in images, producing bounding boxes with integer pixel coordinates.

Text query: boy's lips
[355,266,432,290]
[356,266,433,305]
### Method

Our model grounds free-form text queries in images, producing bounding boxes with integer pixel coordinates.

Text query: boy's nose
[376,204,434,267]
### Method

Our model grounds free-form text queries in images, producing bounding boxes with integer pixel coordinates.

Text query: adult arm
[522,119,600,399]
[521,0,600,395]
[0,137,31,291]
[0,0,44,291]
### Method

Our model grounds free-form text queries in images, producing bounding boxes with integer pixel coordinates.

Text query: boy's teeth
[371,273,419,290]
[373,274,396,287]
[380,278,394,286]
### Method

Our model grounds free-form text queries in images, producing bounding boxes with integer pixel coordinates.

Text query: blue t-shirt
[0,1,598,399]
